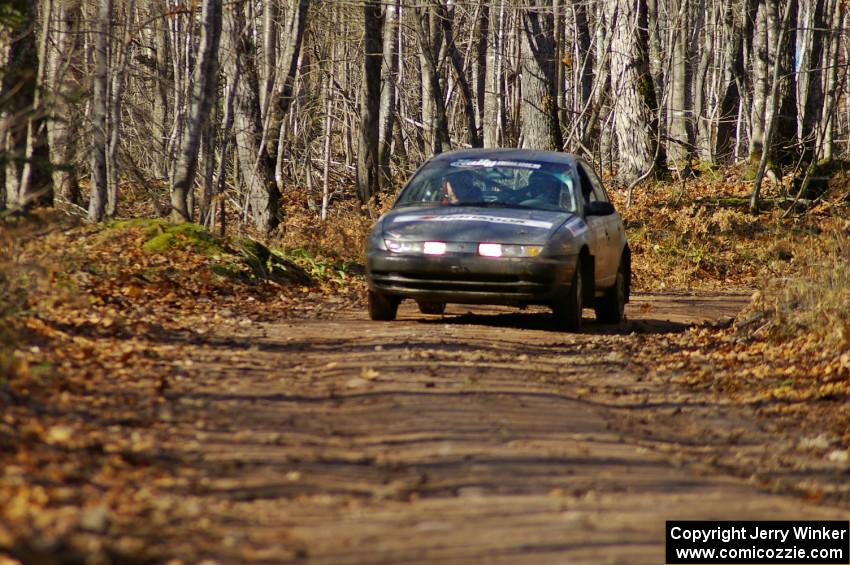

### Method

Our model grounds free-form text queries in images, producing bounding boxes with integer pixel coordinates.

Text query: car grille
[370,271,550,295]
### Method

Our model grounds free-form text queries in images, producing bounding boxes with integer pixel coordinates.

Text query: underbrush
[741,227,850,350]
[277,188,393,264]
[613,171,849,295]
[0,214,60,391]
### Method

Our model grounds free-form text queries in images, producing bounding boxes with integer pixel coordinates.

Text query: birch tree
[379,0,400,181]
[222,0,280,232]
[667,0,692,164]
[44,0,82,206]
[609,0,665,182]
[170,0,222,222]
[88,0,111,222]
[357,0,383,203]
[520,0,562,151]
[414,4,451,155]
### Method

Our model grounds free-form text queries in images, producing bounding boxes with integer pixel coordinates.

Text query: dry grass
[747,227,850,349]
[277,188,393,262]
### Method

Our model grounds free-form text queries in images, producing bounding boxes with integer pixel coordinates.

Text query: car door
[577,161,619,287]
[574,162,609,287]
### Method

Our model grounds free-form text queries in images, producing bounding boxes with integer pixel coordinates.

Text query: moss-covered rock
[107,220,316,287]
[109,220,226,255]
[143,223,226,255]
[236,239,313,286]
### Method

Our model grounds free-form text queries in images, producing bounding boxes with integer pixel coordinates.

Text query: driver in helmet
[443,171,482,204]
[527,171,563,207]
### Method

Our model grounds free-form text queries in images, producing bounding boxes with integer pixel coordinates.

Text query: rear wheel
[417,301,446,315]
[594,262,627,324]
[368,291,399,321]
[552,266,583,331]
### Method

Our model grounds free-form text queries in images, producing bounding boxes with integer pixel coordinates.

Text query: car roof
[429,148,579,168]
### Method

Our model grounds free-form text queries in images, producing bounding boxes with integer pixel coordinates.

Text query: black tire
[552,265,583,331]
[594,261,627,324]
[417,301,446,315]
[368,291,399,321]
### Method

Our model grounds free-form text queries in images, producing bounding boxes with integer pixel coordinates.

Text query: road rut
[153,293,846,563]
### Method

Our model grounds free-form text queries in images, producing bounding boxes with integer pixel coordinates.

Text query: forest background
[1,0,850,561]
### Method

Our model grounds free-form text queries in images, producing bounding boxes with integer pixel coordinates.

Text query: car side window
[578,161,609,204]
[574,165,594,204]
[576,161,609,202]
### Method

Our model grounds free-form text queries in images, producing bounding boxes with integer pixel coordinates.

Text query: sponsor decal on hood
[391,213,554,230]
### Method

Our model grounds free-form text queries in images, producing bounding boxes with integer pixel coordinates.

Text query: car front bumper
[366,251,578,305]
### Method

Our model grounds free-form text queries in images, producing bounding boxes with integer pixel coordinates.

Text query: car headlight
[478,243,542,258]
[384,239,543,258]
[385,240,448,255]
[385,239,420,253]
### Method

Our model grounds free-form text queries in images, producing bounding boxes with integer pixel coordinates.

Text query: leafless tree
[170,0,222,222]
[0,0,846,225]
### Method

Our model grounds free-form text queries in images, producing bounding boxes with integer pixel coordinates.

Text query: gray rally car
[365,148,630,330]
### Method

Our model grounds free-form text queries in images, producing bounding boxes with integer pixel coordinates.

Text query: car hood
[381,206,573,245]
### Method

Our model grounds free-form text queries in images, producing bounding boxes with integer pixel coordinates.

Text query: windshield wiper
[463,201,537,210]
[394,201,440,208]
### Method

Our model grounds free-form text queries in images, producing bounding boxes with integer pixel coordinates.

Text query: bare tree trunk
[105,0,136,218]
[379,0,399,181]
[573,0,594,121]
[415,5,451,154]
[609,0,665,182]
[150,5,171,180]
[439,2,481,147]
[520,0,563,151]
[646,0,664,96]
[774,0,798,162]
[473,0,489,144]
[321,69,334,221]
[799,0,825,161]
[749,0,769,164]
[20,0,54,209]
[483,0,504,147]
[750,0,793,212]
[222,0,280,232]
[171,0,222,223]
[88,0,111,221]
[715,0,743,162]
[1,0,44,212]
[44,0,82,206]
[260,0,278,119]
[268,0,309,170]
[667,0,691,164]
[820,0,843,162]
[692,0,715,162]
[356,0,382,204]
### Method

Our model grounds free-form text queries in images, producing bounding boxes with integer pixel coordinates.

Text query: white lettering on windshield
[392,214,553,230]
[450,159,542,170]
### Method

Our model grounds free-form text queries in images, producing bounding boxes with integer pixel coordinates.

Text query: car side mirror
[585,201,615,216]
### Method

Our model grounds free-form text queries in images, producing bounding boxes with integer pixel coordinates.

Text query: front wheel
[552,266,583,331]
[368,291,399,321]
[594,262,627,324]
[417,301,446,315]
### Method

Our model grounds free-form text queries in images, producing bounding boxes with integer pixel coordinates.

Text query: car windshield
[394,158,578,213]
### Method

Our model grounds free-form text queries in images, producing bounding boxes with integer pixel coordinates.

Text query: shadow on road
[415,309,693,335]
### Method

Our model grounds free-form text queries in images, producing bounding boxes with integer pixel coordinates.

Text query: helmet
[445,171,482,203]
[527,171,563,205]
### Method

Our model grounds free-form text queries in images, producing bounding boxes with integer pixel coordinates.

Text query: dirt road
[148,294,847,563]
